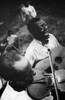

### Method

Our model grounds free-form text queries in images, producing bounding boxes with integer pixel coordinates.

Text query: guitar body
[35,44,65,71]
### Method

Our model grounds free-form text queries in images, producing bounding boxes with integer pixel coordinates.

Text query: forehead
[36,19,46,27]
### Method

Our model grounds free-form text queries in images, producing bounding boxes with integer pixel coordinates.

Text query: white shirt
[25,33,60,66]
[0,82,33,100]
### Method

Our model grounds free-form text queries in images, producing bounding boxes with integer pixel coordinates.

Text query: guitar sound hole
[55,56,62,64]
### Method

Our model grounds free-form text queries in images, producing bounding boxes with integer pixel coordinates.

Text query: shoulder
[49,33,56,37]
[47,33,60,48]
[48,33,58,41]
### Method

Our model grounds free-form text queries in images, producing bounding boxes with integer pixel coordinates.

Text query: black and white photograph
[0,0,65,100]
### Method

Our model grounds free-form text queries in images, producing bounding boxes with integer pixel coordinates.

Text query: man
[0,50,34,100]
[0,27,34,100]
[0,51,54,100]
[21,4,60,68]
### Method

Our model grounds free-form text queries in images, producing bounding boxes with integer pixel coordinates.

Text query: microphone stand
[48,49,59,100]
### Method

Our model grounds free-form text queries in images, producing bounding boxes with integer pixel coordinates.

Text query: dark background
[0,0,65,22]
[0,0,65,46]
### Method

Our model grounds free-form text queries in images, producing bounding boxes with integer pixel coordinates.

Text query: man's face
[36,19,48,32]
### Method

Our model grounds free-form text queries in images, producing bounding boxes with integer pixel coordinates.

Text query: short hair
[27,17,49,43]
[0,50,33,82]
